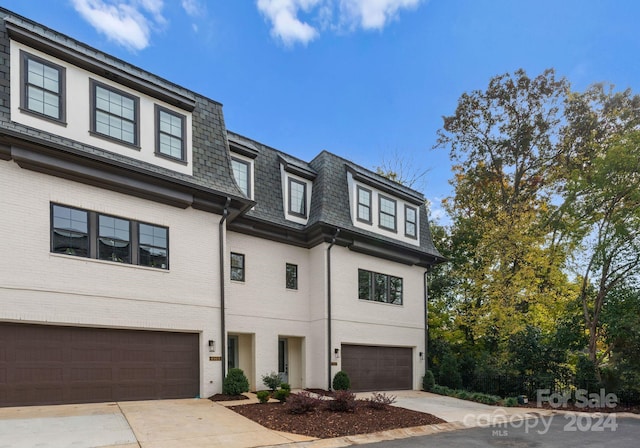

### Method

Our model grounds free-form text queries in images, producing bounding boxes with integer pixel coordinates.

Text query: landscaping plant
[332,370,351,391]
[223,368,249,396]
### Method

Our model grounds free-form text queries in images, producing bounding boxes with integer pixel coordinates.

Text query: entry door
[278,338,288,383]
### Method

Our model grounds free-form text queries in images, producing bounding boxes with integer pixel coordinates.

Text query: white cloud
[181,0,203,17]
[256,0,424,45]
[71,0,167,51]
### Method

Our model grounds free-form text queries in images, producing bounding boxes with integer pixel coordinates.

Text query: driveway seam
[116,401,142,448]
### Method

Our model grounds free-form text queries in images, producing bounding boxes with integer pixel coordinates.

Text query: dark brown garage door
[0,323,199,407]
[341,345,412,392]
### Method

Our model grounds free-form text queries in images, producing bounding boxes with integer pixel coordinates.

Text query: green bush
[223,368,249,396]
[274,388,290,402]
[422,370,435,391]
[256,390,270,403]
[332,371,351,391]
[262,372,281,392]
[503,397,519,407]
[439,352,463,389]
[280,382,291,391]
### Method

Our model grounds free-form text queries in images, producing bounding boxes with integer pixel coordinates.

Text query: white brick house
[0,8,444,407]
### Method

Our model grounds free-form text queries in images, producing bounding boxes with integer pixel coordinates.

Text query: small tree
[223,368,249,396]
[262,371,281,392]
[332,370,351,391]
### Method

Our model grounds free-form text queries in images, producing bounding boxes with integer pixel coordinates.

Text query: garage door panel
[0,323,199,407]
[342,345,412,392]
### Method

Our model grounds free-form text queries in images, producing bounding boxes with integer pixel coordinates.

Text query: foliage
[438,351,462,389]
[575,355,600,393]
[502,397,519,407]
[280,382,291,391]
[431,385,502,405]
[262,372,281,392]
[332,370,351,391]
[222,368,249,396]
[274,388,290,402]
[366,392,397,409]
[328,390,357,412]
[422,370,435,392]
[256,390,270,404]
[285,391,321,414]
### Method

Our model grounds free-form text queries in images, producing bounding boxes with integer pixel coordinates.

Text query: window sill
[49,252,170,272]
[358,298,403,307]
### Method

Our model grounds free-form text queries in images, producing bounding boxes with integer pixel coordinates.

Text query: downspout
[327,228,340,390]
[424,268,430,372]
[219,197,231,383]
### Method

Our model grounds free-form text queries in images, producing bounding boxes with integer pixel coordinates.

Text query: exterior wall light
[208,340,216,352]
[334,348,340,358]
[419,351,424,360]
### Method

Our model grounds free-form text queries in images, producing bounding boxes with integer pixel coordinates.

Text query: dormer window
[357,186,372,224]
[405,205,417,239]
[288,178,307,218]
[156,105,186,161]
[21,51,65,123]
[378,195,397,232]
[90,79,139,146]
[231,157,251,197]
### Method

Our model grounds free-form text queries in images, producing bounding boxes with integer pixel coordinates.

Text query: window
[286,263,298,290]
[91,80,139,146]
[356,186,372,223]
[50,204,168,269]
[156,105,186,161]
[139,223,168,269]
[405,205,417,238]
[230,252,245,282]
[21,51,65,122]
[379,196,397,232]
[51,204,88,257]
[231,157,251,197]
[358,269,403,305]
[288,178,307,218]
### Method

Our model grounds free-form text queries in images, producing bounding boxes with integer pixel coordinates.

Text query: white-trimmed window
[156,105,186,161]
[378,195,397,232]
[288,178,307,218]
[405,205,417,239]
[357,186,372,224]
[90,80,139,146]
[21,51,65,122]
[231,157,251,197]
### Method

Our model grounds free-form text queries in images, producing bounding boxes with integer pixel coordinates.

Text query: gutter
[327,228,340,390]
[424,268,431,372]
[219,197,231,383]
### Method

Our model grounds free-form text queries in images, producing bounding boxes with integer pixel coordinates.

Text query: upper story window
[231,157,251,197]
[21,51,65,123]
[50,204,168,269]
[358,269,403,305]
[357,186,372,224]
[286,263,298,290]
[378,195,397,232]
[288,178,307,218]
[90,80,139,146]
[405,205,417,239]
[156,105,186,161]
[230,252,245,282]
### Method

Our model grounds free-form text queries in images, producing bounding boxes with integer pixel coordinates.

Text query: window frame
[231,156,252,198]
[404,205,418,239]
[358,268,403,305]
[20,50,66,124]
[90,79,140,147]
[155,104,187,163]
[378,195,397,232]
[97,213,132,264]
[49,203,169,269]
[230,252,246,282]
[356,186,372,224]
[288,177,308,218]
[50,204,88,257]
[286,263,298,290]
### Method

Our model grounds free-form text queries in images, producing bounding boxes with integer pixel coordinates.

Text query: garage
[0,322,199,407]
[341,345,413,392]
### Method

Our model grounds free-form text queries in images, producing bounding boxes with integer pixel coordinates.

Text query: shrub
[332,371,351,391]
[367,392,396,410]
[503,397,518,407]
[286,391,321,414]
[262,371,281,392]
[256,390,270,404]
[280,382,291,391]
[223,368,249,396]
[439,352,463,389]
[274,388,290,402]
[328,390,357,412]
[422,370,435,392]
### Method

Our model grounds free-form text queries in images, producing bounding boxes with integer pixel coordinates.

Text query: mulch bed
[208,393,249,402]
[229,400,446,439]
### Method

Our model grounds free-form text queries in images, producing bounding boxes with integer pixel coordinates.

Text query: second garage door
[0,323,200,407]
[341,344,413,392]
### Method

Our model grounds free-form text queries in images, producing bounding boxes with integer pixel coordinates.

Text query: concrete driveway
[0,398,314,448]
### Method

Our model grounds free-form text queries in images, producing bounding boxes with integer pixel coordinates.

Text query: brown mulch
[208,393,249,402]
[229,400,446,439]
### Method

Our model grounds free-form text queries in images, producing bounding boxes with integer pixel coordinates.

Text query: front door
[278,338,288,383]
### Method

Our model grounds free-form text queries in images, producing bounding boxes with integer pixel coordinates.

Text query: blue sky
[3,0,640,222]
